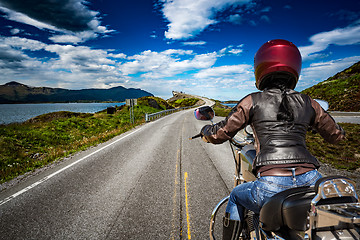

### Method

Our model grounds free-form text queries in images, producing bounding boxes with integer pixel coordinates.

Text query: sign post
[126,99,137,124]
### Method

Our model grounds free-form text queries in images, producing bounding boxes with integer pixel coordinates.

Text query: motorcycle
[192,105,360,240]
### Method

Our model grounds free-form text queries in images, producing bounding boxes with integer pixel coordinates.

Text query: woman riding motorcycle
[200,39,346,240]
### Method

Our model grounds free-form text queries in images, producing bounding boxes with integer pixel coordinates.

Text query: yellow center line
[184,172,192,239]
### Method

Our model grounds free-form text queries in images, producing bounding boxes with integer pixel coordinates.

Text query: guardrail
[145,106,194,122]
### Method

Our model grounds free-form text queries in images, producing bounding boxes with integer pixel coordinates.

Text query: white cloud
[2,36,46,51]
[44,44,117,74]
[186,72,256,100]
[195,64,252,79]
[193,64,255,99]
[49,31,101,44]
[0,36,126,89]
[228,14,243,25]
[0,6,59,31]
[0,40,52,86]
[160,0,252,40]
[10,28,20,35]
[0,44,30,65]
[261,6,271,12]
[182,41,207,46]
[249,20,257,26]
[299,23,360,61]
[108,52,127,59]
[120,49,217,79]
[162,49,194,55]
[122,78,188,99]
[0,35,254,99]
[149,31,157,39]
[49,35,84,44]
[219,44,244,56]
[0,0,113,43]
[260,15,270,23]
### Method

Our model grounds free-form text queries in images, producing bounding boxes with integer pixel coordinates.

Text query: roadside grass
[306,123,360,170]
[213,100,232,117]
[0,104,161,184]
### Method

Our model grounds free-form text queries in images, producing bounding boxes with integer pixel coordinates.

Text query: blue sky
[0,0,359,100]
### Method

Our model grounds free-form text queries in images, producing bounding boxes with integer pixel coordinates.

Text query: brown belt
[259,167,315,177]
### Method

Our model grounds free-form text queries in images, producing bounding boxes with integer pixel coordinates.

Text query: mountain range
[0,82,153,103]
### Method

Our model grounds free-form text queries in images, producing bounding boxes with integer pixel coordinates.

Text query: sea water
[0,102,125,125]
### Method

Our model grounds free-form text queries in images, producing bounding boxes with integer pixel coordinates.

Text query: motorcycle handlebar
[189,133,202,140]
[190,133,253,148]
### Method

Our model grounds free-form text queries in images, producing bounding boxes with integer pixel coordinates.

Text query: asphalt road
[0,107,234,240]
[330,111,360,124]
[1,103,358,240]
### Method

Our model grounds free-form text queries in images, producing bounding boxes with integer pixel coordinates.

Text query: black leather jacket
[202,89,345,173]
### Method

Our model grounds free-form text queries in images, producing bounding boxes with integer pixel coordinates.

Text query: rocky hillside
[0,81,153,103]
[167,91,204,107]
[301,61,360,112]
[138,96,174,110]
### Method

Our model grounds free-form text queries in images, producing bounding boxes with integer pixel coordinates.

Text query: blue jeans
[226,169,322,220]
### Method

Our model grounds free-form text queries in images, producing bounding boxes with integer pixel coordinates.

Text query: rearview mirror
[314,99,329,111]
[245,125,253,135]
[194,106,215,121]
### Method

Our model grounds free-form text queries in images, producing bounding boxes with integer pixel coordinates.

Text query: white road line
[0,127,143,206]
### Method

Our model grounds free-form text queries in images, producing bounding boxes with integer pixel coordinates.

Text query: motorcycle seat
[259,186,315,232]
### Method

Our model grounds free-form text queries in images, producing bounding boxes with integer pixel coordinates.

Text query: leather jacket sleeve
[310,98,345,144]
[201,95,253,144]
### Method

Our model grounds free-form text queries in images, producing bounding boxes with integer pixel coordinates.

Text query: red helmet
[254,39,302,90]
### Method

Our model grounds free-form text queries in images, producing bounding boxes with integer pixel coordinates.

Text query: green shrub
[169,98,199,107]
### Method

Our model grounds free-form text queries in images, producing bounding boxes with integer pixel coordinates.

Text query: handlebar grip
[190,133,202,140]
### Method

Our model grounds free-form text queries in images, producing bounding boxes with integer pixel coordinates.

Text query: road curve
[0,108,234,240]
